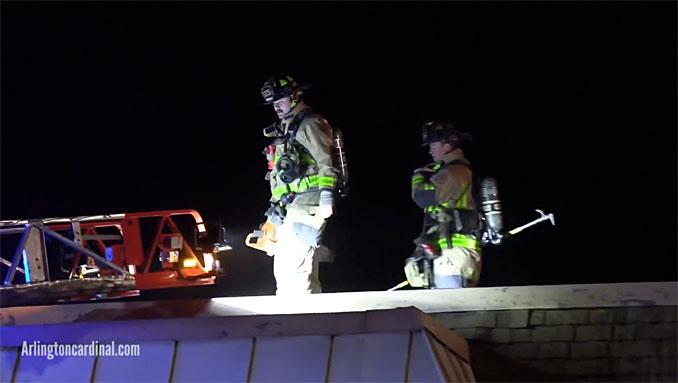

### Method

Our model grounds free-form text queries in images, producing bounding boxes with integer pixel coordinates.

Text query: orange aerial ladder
[0,209,231,306]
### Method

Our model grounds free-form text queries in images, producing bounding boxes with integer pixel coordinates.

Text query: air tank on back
[333,128,349,198]
[480,177,504,236]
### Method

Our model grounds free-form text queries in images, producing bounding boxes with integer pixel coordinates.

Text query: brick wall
[431,305,677,382]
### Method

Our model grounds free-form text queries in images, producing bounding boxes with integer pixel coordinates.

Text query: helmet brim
[261,83,311,105]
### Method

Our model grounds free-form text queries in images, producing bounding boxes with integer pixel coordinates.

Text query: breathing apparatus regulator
[275,154,301,184]
[262,141,303,185]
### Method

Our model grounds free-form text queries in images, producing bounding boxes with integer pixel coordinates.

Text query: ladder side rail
[41,226,130,277]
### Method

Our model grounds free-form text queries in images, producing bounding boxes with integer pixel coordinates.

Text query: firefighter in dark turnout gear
[405,121,482,288]
[259,74,339,295]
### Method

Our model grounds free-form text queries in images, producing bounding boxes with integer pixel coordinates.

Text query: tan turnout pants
[272,206,326,295]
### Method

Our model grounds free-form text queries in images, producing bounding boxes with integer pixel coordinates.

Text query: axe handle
[508,215,553,236]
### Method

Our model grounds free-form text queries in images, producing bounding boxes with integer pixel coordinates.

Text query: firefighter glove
[319,190,334,219]
[413,166,436,176]
[265,203,285,226]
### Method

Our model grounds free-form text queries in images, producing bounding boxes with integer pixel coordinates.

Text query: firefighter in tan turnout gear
[258,74,339,295]
[405,121,483,289]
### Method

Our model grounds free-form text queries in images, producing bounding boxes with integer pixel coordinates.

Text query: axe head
[535,209,556,226]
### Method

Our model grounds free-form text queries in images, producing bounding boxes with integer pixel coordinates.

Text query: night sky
[1,2,676,298]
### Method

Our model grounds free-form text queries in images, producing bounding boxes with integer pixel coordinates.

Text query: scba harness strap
[420,159,482,250]
[270,109,336,202]
[286,108,313,138]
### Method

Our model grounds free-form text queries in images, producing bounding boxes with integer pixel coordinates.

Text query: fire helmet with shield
[421,121,472,147]
[260,74,309,105]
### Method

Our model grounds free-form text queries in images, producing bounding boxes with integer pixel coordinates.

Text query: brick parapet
[430,287,677,382]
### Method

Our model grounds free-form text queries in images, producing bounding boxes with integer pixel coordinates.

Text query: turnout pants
[433,247,482,288]
[272,205,326,295]
[404,246,482,289]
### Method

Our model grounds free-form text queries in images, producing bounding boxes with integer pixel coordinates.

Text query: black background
[2,2,676,298]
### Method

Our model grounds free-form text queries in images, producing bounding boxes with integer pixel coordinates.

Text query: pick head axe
[508,209,555,236]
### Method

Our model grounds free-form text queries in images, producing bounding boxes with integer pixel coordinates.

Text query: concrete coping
[1,281,676,327]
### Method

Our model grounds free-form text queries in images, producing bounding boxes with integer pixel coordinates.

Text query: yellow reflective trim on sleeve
[424,183,435,190]
[412,175,425,185]
[290,175,317,192]
[318,176,336,188]
[424,202,450,213]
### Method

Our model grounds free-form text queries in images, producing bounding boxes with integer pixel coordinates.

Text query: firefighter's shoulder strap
[286,108,317,153]
[437,158,474,201]
[280,109,315,166]
[286,108,314,139]
[441,158,470,170]
[437,159,482,235]
[288,109,348,198]
[441,159,481,209]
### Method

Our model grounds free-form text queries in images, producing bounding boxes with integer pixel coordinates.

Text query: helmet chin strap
[289,93,300,109]
[283,96,303,118]
[446,139,461,152]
